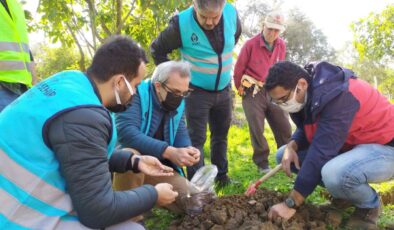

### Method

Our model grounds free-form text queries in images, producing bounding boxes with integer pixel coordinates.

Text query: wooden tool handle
[257,163,282,183]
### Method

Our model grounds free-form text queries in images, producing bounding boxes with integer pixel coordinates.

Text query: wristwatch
[285,197,297,209]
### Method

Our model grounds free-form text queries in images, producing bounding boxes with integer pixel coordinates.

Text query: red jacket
[291,62,394,197]
[233,34,286,89]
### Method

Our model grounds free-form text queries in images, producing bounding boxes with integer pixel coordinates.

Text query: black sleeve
[150,15,182,65]
[108,149,133,173]
[234,11,242,45]
[46,107,157,229]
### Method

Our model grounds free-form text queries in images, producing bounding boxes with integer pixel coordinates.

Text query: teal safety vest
[137,79,185,176]
[0,71,117,229]
[179,3,237,91]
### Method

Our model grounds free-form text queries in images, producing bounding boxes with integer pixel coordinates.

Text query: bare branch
[85,0,112,37]
[115,0,137,34]
[84,0,99,48]
[66,22,86,71]
[116,0,122,34]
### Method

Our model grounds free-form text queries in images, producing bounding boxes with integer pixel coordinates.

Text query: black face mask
[162,91,182,111]
[107,95,133,113]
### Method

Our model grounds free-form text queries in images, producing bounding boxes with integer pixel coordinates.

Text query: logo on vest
[191,33,199,45]
[37,83,56,96]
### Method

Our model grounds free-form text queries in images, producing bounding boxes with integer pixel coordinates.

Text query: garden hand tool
[245,163,282,196]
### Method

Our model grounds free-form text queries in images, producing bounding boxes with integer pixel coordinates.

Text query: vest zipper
[214,54,222,91]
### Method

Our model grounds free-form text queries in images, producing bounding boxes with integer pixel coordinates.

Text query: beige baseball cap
[264,11,286,32]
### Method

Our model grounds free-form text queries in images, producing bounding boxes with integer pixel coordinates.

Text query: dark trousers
[185,86,232,180]
[242,88,291,168]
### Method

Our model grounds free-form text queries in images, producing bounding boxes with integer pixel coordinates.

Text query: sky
[22,0,394,50]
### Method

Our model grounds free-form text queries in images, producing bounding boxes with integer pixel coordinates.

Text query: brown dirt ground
[169,188,343,230]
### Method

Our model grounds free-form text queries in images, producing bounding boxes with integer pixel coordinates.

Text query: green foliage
[378,69,394,100]
[351,4,394,61]
[33,44,81,80]
[34,0,190,71]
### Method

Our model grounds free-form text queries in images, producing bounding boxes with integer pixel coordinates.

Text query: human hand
[268,202,296,221]
[163,147,199,167]
[155,183,178,206]
[281,144,300,177]
[186,146,200,164]
[133,155,174,176]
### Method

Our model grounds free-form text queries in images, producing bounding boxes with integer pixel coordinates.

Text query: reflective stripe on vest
[0,71,117,228]
[0,41,29,53]
[179,3,237,91]
[0,60,32,71]
[0,190,88,230]
[0,149,72,211]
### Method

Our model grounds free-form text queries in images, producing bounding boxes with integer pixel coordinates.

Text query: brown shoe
[346,201,382,230]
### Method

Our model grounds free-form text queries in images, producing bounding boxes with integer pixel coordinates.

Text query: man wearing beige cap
[233,10,291,173]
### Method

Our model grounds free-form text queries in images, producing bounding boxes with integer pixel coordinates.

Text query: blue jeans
[276,144,394,208]
[0,87,19,112]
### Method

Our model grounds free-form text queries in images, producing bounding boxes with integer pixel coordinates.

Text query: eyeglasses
[269,89,294,105]
[161,83,193,98]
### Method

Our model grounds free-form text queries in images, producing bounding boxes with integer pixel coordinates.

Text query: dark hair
[264,61,310,91]
[87,35,148,83]
[194,0,226,11]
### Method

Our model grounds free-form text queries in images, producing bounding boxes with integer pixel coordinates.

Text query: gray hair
[194,0,226,11]
[151,60,191,83]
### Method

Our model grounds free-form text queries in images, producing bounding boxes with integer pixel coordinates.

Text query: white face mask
[115,76,134,104]
[109,76,135,113]
[278,85,307,113]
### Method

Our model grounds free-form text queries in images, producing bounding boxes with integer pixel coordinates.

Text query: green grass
[146,96,394,229]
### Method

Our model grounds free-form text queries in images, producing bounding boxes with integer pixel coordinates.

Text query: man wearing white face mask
[0,36,179,229]
[263,61,394,229]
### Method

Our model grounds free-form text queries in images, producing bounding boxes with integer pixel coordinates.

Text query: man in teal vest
[0,36,178,229]
[0,0,37,112]
[114,60,200,213]
[150,0,242,186]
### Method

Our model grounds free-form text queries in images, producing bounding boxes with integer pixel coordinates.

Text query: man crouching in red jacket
[265,61,394,229]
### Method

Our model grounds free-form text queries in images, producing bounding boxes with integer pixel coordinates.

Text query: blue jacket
[116,82,191,166]
[290,62,394,197]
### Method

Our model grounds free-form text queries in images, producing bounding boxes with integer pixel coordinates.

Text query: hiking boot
[346,201,382,230]
[258,166,271,174]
